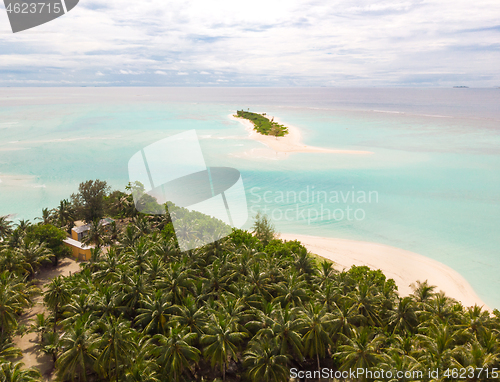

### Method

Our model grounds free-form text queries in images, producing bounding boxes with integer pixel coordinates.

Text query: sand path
[13,258,81,381]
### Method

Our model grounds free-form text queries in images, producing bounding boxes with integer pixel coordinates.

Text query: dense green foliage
[71,180,111,223]
[1,180,500,381]
[235,110,289,137]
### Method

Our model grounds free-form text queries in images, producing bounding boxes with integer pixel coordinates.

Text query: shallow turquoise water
[1,88,499,307]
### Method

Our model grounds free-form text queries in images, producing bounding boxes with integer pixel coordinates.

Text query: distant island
[234,110,289,137]
[453,86,469,88]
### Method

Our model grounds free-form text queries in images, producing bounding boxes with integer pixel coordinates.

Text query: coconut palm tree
[0,248,26,275]
[151,325,200,381]
[169,295,207,340]
[0,216,13,241]
[201,314,247,381]
[95,315,138,382]
[0,272,30,338]
[15,220,31,235]
[136,290,171,334]
[0,361,42,382]
[43,276,71,334]
[387,296,419,335]
[335,327,387,381]
[57,199,75,230]
[415,322,462,371]
[81,219,109,249]
[0,340,22,361]
[299,302,334,372]
[253,304,304,361]
[15,239,53,279]
[243,339,289,382]
[29,313,48,343]
[36,208,53,225]
[56,315,98,382]
[273,272,309,307]
[410,280,436,305]
[41,331,59,364]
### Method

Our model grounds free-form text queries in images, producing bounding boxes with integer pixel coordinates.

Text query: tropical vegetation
[1,180,500,381]
[235,110,289,137]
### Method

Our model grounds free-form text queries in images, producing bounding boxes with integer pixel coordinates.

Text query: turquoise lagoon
[0,88,499,307]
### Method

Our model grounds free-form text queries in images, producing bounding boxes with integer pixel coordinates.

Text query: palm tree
[299,302,334,373]
[387,296,419,335]
[315,260,337,288]
[156,263,190,305]
[81,219,108,249]
[95,316,138,382]
[169,295,207,340]
[57,199,75,232]
[201,314,247,381]
[125,239,152,275]
[451,340,499,381]
[0,272,30,337]
[253,304,304,361]
[0,248,26,275]
[330,300,362,338]
[136,290,171,334]
[0,216,13,240]
[410,280,436,305]
[0,361,42,382]
[132,215,151,236]
[41,331,59,364]
[151,325,200,381]
[335,327,387,381]
[119,225,140,250]
[243,340,289,382]
[349,282,382,326]
[43,276,71,334]
[15,220,31,236]
[29,313,48,343]
[415,322,462,371]
[121,274,149,316]
[15,239,53,278]
[36,208,53,225]
[93,286,121,319]
[0,340,22,360]
[56,315,98,382]
[273,272,309,307]
[122,337,159,382]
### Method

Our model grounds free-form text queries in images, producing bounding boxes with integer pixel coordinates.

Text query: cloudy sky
[0,0,499,87]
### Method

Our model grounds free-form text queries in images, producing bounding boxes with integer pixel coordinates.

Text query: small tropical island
[234,110,289,137]
[0,179,498,381]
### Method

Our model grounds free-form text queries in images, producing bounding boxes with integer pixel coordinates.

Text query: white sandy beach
[280,233,490,310]
[229,114,373,155]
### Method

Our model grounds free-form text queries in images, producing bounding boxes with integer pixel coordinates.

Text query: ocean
[1,87,499,307]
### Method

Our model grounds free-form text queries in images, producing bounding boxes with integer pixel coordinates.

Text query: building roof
[71,218,115,233]
[73,224,91,234]
[64,238,93,250]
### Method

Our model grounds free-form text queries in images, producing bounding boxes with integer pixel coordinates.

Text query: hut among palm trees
[63,218,114,260]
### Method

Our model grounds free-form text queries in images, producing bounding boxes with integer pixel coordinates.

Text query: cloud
[0,0,498,86]
[119,70,143,75]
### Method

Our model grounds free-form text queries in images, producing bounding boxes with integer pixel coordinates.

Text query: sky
[0,0,499,87]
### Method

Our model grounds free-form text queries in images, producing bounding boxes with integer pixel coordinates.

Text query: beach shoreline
[229,113,373,155]
[280,233,490,311]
